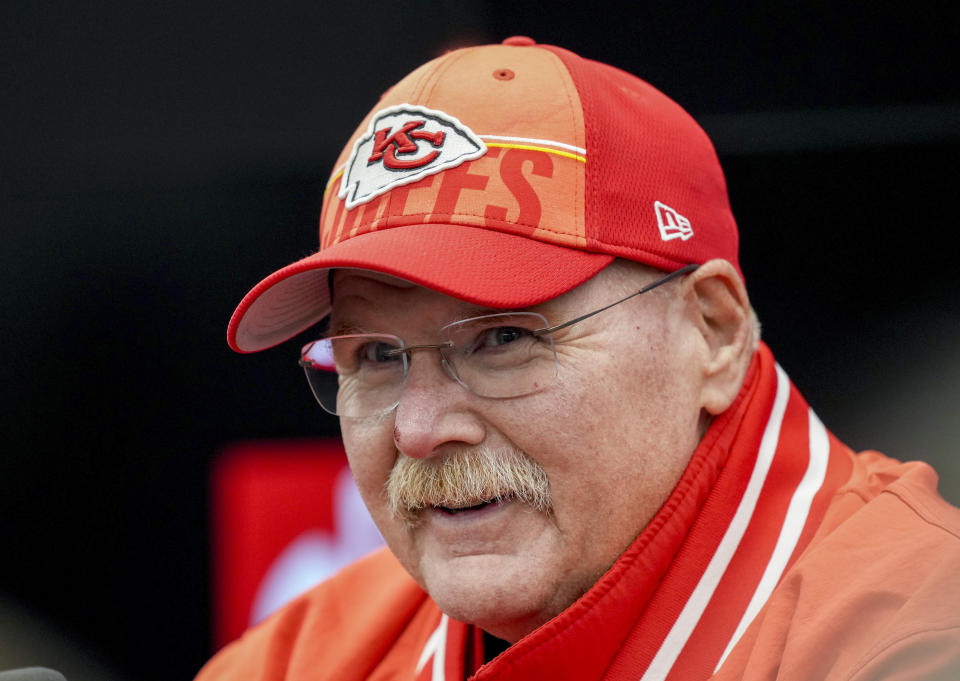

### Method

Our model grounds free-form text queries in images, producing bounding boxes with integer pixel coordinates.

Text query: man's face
[330,263,706,642]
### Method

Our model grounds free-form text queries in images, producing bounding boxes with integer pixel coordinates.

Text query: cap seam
[408,52,446,103]
[335,217,690,268]
[420,47,471,104]
[539,46,586,245]
[358,209,582,244]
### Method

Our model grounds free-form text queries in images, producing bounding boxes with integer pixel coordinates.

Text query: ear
[682,259,756,415]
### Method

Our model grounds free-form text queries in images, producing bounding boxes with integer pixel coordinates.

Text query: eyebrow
[460,305,509,319]
[329,304,526,338]
[329,320,366,336]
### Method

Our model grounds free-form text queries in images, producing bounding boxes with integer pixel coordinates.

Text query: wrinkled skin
[331,259,752,643]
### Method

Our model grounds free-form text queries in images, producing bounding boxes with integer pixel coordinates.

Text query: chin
[379,498,592,641]
[416,551,571,643]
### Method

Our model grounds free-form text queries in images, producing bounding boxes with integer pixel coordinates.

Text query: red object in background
[211,439,382,649]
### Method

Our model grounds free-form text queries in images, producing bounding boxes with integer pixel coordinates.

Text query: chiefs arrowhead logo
[339,104,487,210]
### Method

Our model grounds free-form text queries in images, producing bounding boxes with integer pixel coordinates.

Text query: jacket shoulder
[195,548,428,681]
[720,452,960,681]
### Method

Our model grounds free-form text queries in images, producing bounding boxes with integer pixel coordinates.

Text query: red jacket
[197,344,960,680]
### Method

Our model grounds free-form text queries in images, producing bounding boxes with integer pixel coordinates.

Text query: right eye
[357,340,402,366]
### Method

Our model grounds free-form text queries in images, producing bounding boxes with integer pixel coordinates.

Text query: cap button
[502,36,536,46]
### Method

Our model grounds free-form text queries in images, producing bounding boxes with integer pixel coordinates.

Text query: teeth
[439,500,491,513]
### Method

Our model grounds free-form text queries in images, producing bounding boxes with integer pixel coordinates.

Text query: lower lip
[416,496,548,555]
[423,496,513,526]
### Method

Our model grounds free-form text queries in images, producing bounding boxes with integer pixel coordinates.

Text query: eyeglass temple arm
[534,263,700,336]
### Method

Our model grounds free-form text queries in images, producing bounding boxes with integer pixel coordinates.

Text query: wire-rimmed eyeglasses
[299,264,699,418]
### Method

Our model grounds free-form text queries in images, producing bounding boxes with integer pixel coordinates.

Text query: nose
[392,350,485,459]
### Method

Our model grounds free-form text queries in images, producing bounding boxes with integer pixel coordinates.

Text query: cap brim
[228,223,614,352]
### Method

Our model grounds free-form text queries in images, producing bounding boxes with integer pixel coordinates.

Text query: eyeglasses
[299,264,699,418]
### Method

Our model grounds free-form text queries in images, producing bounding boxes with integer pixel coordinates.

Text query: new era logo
[654,201,693,241]
[339,104,487,210]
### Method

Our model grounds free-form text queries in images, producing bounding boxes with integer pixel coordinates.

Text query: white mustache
[385,445,552,526]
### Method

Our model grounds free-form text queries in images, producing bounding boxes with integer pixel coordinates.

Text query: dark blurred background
[2,2,958,679]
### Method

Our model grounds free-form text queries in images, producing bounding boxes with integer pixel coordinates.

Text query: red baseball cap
[228,37,740,353]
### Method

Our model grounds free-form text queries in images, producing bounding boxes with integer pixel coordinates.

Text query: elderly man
[198,38,960,680]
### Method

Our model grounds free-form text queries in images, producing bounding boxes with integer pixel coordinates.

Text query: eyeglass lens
[300,312,558,417]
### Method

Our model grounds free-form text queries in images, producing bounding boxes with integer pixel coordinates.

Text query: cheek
[510,335,698,547]
[342,419,429,588]
[342,420,397,516]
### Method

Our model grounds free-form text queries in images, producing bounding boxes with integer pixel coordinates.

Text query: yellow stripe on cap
[485,142,586,163]
[324,167,346,198]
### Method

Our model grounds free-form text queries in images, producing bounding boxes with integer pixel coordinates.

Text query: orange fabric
[714,455,960,681]
[197,550,431,680]
[320,45,587,249]
[196,348,960,680]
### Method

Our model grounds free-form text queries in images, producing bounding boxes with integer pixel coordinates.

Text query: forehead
[329,268,578,331]
[330,269,494,328]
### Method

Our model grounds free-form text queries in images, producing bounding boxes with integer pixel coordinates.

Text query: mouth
[434,494,513,515]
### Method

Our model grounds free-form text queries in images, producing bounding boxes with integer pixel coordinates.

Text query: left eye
[477,326,531,348]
